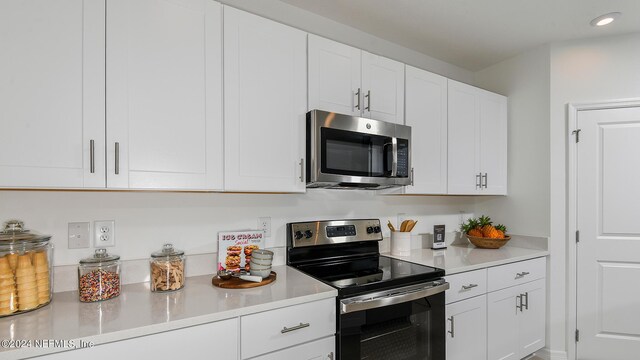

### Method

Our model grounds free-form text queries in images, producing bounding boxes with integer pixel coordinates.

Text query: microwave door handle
[391,137,398,177]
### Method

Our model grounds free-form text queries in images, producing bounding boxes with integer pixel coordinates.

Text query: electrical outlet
[258,217,271,237]
[94,220,115,247]
[68,222,90,249]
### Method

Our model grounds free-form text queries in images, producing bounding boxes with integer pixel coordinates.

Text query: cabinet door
[223,7,307,192]
[446,295,487,360]
[0,0,105,188]
[518,279,546,358]
[487,285,520,360]
[308,35,361,116]
[106,0,223,190]
[479,90,508,195]
[447,80,481,194]
[249,336,334,360]
[361,52,405,124]
[39,318,239,359]
[404,66,447,194]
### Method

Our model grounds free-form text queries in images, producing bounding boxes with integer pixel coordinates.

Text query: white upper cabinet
[106,0,223,190]
[223,7,307,193]
[308,35,361,117]
[404,66,448,194]
[0,0,105,189]
[308,35,404,124]
[447,80,507,195]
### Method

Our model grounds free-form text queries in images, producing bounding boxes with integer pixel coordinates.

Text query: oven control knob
[366,226,374,234]
[294,231,304,240]
[374,226,381,233]
[304,230,313,239]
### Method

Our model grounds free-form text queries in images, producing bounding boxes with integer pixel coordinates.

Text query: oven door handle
[340,282,449,314]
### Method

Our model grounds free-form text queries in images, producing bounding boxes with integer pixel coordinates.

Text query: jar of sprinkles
[78,248,121,303]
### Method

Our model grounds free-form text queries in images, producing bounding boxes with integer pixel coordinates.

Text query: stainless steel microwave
[306,110,411,190]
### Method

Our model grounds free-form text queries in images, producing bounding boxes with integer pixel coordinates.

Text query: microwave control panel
[397,139,409,177]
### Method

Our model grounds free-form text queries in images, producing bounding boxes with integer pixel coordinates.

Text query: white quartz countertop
[0,265,337,360]
[383,244,549,275]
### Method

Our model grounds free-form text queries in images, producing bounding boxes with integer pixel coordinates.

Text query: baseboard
[536,348,568,360]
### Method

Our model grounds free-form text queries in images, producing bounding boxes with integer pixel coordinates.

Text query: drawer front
[250,336,335,360]
[488,257,546,292]
[445,268,487,304]
[241,297,336,359]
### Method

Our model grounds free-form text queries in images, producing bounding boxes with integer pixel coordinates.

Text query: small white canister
[390,232,411,256]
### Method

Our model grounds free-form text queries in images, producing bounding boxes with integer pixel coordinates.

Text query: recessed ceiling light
[590,12,621,27]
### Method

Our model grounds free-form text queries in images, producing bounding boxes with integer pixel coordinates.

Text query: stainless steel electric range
[287,219,449,360]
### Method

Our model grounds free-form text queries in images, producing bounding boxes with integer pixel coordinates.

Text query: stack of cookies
[15,254,38,311]
[33,252,50,305]
[0,257,17,315]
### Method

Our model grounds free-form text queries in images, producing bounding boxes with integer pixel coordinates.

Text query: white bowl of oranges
[461,216,510,249]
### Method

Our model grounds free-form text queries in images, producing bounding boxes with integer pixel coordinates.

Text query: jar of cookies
[78,249,121,302]
[0,220,53,317]
[149,244,185,292]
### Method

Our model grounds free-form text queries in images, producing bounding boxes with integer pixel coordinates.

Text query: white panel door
[361,52,405,124]
[404,66,447,194]
[479,90,508,195]
[447,80,480,194]
[106,0,223,190]
[39,318,238,359]
[0,0,105,188]
[308,35,361,116]
[518,278,546,358]
[487,285,520,360]
[250,336,334,360]
[576,106,640,360]
[446,295,487,360]
[223,6,307,192]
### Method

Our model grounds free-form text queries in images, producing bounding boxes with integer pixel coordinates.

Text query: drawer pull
[515,271,530,279]
[281,322,310,334]
[461,283,478,290]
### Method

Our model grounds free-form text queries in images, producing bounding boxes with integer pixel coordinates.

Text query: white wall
[473,45,551,237]
[0,190,476,266]
[549,32,640,358]
[220,0,474,83]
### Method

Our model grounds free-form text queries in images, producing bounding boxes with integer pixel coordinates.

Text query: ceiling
[278,0,640,71]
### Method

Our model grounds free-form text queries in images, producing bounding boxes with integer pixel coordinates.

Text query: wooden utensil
[400,220,409,232]
[407,220,418,232]
[387,220,396,232]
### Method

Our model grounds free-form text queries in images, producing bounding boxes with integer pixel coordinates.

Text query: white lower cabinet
[38,318,238,359]
[250,336,335,360]
[446,295,487,360]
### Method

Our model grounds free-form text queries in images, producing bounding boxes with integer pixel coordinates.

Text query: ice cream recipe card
[217,230,265,272]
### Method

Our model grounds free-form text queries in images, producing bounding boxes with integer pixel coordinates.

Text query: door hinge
[575,329,580,342]
[576,230,580,243]
[572,129,582,143]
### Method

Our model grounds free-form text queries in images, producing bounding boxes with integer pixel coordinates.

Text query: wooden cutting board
[212,271,276,289]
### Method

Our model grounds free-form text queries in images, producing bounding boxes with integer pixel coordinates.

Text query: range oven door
[338,281,448,360]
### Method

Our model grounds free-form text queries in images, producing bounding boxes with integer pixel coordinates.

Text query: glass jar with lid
[0,220,53,316]
[78,248,121,302]
[150,244,185,292]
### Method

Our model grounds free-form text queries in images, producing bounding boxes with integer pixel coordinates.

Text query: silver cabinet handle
[523,292,529,310]
[482,173,488,188]
[355,88,361,110]
[447,316,455,338]
[299,158,304,183]
[114,142,120,175]
[281,322,310,334]
[365,90,371,111]
[461,283,478,290]
[410,167,414,186]
[516,294,523,312]
[515,271,530,279]
[476,173,482,189]
[89,140,95,174]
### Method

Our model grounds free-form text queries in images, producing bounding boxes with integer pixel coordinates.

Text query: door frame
[566,98,640,360]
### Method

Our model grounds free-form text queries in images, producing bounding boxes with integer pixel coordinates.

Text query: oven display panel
[326,225,356,237]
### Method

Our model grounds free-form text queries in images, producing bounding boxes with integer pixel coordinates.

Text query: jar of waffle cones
[150,244,185,292]
[0,220,53,317]
[78,248,121,302]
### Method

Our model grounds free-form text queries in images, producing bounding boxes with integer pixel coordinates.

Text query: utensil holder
[391,232,411,256]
